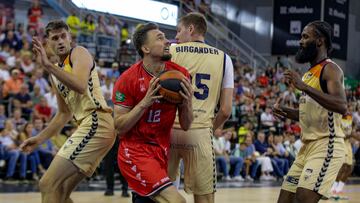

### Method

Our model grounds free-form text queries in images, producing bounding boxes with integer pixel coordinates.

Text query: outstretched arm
[20,85,72,153]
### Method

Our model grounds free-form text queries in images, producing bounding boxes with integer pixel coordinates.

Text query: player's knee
[39,176,60,194]
[39,177,51,192]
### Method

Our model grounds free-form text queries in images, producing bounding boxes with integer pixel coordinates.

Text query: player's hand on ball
[20,136,41,154]
[139,77,163,109]
[179,78,193,106]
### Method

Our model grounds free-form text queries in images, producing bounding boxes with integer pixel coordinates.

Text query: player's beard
[161,53,172,61]
[295,41,318,64]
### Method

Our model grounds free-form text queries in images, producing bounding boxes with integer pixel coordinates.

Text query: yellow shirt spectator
[66,14,81,36]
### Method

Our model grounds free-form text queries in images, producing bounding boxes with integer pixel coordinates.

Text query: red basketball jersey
[112,61,190,150]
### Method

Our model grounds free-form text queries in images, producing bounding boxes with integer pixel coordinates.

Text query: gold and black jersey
[170,42,225,129]
[51,48,112,123]
[299,59,345,141]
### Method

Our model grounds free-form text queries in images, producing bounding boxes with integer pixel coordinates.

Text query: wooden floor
[1,185,360,203]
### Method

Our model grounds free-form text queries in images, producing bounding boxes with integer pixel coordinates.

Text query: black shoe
[121,191,130,198]
[104,189,114,196]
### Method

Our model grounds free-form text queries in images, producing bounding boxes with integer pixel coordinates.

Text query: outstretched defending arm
[20,83,72,153]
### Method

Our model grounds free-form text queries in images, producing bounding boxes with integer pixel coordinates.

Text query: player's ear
[316,38,323,47]
[188,24,195,34]
[141,45,150,55]
[66,31,72,40]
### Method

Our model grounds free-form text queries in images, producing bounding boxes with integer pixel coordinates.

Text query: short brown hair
[45,20,69,38]
[133,23,159,58]
[179,12,207,36]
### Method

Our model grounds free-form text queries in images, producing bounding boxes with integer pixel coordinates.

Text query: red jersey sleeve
[112,73,135,108]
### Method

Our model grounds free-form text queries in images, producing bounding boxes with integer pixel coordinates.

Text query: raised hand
[32,37,52,69]
[284,70,307,91]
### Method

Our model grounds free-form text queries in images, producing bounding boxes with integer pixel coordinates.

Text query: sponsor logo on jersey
[115,91,125,102]
[304,168,313,181]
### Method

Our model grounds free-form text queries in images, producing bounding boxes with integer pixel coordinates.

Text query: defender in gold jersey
[330,110,357,197]
[274,21,347,203]
[168,13,234,203]
[20,20,115,203]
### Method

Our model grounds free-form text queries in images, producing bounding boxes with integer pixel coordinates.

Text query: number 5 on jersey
[193,73,210,100]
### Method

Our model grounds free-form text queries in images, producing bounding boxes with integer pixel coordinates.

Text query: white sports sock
[336,181,345,193]
[331,181,338,192]
[173,176,181,189]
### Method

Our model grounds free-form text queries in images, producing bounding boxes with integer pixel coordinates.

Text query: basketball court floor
[1,178,360,203]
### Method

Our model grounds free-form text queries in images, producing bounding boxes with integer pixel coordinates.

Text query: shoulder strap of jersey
[319,58,340,94]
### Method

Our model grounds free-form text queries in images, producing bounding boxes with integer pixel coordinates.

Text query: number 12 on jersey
[193,73,210,100]
[147,109,161,123]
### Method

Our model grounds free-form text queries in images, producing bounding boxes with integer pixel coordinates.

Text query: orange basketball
[158,70,186,104]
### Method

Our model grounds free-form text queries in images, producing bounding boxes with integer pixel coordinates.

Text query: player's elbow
[78,86,87,94]
[114,121,129,135]
[338,104,347,115]
[334,98,347,115]
[115,123,124,134]
[219,106,232,120]
[74,84,87,94]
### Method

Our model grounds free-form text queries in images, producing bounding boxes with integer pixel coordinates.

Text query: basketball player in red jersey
[112,23,193,203]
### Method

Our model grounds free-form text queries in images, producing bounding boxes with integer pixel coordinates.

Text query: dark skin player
[274,22,347,203]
